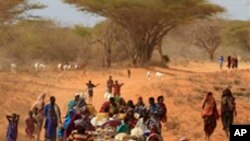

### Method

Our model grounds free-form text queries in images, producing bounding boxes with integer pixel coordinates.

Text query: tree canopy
[0,0,23,22]
[69,0,224,65]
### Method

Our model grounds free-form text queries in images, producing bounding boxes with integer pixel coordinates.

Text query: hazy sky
[22,0,250,27]
[210,0,250,20]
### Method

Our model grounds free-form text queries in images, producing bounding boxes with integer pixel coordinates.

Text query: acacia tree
[67,0,223,66]
[192,19,222,61]
[0,0,24,23]
[95,20,116,68]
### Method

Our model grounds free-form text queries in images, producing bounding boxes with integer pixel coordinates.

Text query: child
[6,113,19,141]
[25,111,37,139]
[86,80,99,103]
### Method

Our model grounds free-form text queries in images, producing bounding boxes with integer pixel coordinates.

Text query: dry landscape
[0,62,249,141]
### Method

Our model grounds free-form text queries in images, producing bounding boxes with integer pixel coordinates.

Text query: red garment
[25,117,36,138]
[107,79,114,93]
[99,101,110,113]
[113,84,123,96]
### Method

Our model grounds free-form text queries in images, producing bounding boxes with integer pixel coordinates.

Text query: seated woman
[135,97,147,118]
[124,108,138,129]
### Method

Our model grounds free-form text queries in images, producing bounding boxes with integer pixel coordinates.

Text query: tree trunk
[132,43,154,66]
[156,41,170,63]
[209,52,214,62]
[106,48,111,68]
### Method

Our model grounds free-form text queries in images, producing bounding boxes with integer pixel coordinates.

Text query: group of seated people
[59,94,167,141]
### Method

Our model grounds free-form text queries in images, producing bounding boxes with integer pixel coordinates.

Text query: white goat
[146,71,151,80]
[155,72,164,79]
[34,63,46,72]
[10,63,17,72]
[57,63,63,71]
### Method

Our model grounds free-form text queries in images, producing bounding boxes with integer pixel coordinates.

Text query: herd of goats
[7,63,165,80]
[9,62,86,72]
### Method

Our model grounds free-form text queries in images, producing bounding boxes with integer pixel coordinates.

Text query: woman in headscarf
[221,88,236,137]
[125,108,138,129]
[135,97,146,118]
[65,107,95,138]
[202,92,219,141]
[30,93,46,141]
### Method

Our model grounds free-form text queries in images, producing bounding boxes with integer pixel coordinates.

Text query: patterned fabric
[69,130,94,141]
[148,104,161,118]
[203,114,217,136]
[113,84,123,96]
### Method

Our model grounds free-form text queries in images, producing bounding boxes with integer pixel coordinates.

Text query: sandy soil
[0,62,249,141]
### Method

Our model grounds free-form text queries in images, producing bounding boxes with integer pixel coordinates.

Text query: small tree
[192,19,222,61]
[95,20,116,68]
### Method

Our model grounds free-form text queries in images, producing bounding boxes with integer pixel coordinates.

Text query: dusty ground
[0,62,249,141]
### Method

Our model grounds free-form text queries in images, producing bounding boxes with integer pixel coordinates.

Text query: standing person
[30,93,46,141]
[107,76,114,93]
[218,56,224,70]
[201,92,219,141]
[221,88,237,137]
[227,56,231,69]
[113,80,124,97]
[6,113,19,141]
[157,96,167,123]
[147,97,162,134]
[148,97,161,119]
[44,96,62,141]
[135,97,147,118]
[25,111,37,139]
[127,69,131,78]
[86,80,99,103]
[232,56,238,70]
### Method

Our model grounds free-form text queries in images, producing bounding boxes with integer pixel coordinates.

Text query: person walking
[201,92,219,141]
[221,88,237,137]
[218,56,224,70]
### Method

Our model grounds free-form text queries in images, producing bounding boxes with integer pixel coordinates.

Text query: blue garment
[68,99,77,110]
[63,109,75,129]
[148,104,161,117]
[218,56,224,63]
[44,104,59,139]
[6,120,18,141]
[57,127,64,139]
